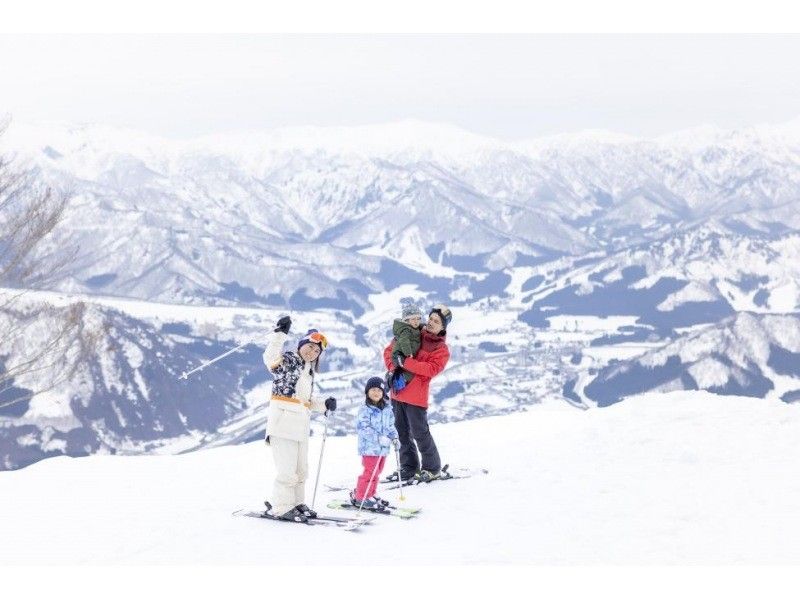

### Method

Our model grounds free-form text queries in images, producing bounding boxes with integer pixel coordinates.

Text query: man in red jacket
[383,304,452,483]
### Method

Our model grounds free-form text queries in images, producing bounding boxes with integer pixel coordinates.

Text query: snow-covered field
[3,390,800,566]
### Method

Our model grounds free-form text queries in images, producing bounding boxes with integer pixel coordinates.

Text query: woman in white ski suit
[263,316,335,521]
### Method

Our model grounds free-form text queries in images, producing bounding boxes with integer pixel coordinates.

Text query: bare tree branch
[0,120,84,408]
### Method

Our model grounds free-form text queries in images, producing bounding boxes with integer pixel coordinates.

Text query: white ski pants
[268,435,309,516]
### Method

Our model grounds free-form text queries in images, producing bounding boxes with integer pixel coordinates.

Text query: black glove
[324,397,337,412]
[393,354,405,368]
[274,315,292,334]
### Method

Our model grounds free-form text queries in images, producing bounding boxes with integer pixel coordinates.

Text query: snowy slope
[3,390,800,565]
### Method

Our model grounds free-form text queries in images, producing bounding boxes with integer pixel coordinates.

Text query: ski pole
[177,339,254,380]
[358,455,383,513]
[393,442,406,502]
[311,409,330,511]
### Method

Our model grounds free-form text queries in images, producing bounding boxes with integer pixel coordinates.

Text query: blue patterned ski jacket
[356,400,399,457]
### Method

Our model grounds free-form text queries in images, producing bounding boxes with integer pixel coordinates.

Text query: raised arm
[263,331,288,372]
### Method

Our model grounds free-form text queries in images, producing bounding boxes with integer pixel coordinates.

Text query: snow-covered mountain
[0,294,269,470]
[2,118,800,308]
[520,226,800,336]
[570,312,800,408]
[2,118,800,470]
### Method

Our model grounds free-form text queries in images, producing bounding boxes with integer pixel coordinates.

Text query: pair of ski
[386,464,489,488]
[325,464,489,492]
[232,508,376,532]
[326,499,422,520]
[233,501,420,530]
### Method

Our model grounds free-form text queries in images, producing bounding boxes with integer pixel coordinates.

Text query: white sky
[2,34,800,140]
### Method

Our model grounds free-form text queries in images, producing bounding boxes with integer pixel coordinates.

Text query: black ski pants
[391,399,441,474]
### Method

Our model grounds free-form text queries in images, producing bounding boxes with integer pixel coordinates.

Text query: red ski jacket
[383,329,450,409]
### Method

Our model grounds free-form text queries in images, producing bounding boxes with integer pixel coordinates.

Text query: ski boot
[295,503,318,519]
[384,469,418,483]
[264,501,308,523]
[349,490,386,511]
[414,469,441,483]
[279,508,308,523]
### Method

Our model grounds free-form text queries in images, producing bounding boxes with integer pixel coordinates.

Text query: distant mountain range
[3,118,800,308]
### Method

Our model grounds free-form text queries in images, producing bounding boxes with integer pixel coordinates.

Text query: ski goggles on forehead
[307,331,328,349]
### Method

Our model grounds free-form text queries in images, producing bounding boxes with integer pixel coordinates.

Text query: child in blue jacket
[350,376,400,510]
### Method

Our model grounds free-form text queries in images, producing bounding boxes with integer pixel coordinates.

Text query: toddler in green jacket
[388,297,423,393]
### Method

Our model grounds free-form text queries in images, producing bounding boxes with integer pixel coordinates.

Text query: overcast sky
[2,34,800,140]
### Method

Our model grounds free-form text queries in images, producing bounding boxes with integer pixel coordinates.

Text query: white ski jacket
[263,331,326,443]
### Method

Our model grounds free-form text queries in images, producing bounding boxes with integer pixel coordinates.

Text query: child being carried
[388,297,423,393]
